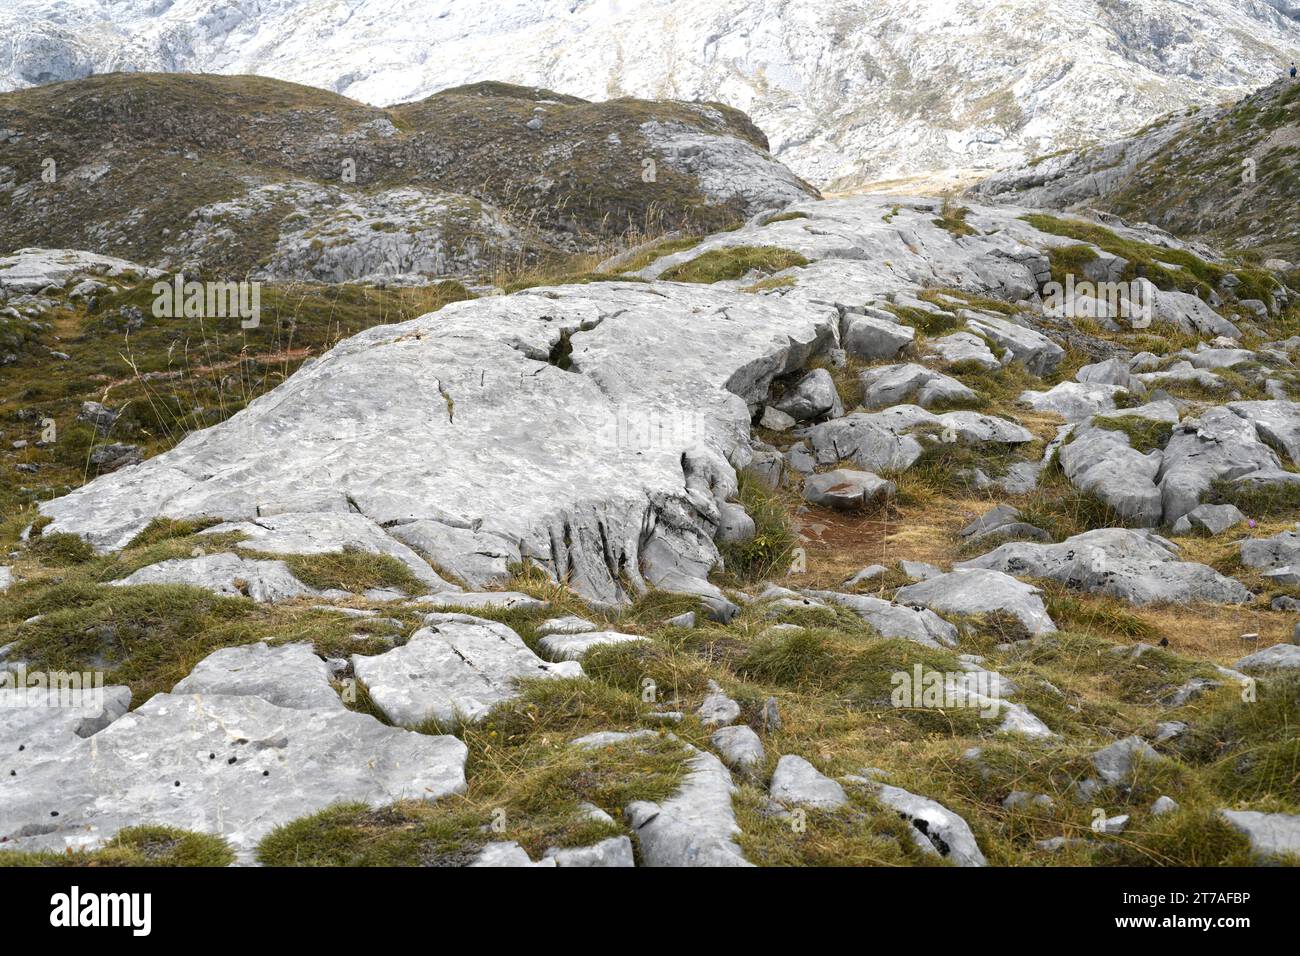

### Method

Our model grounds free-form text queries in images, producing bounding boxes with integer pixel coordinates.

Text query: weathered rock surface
[1091,736,1163,786]
[353,613,582,727]
[584,733,752,868]
[0,691,467,860]
[710,725,765,776]
[1218,810,1300,860]
[1233,643,1300,674]
[958,529,1252,606]
[203,511,453,590]
[769,755,848,810]
[172,642,341,711]
[859,364,976,410]
[867,782,988,866]
[108,553,317,603]
[895,569,1057,635]
[807,590,959,648]
[802,469,896,511]
[538,630,648,662]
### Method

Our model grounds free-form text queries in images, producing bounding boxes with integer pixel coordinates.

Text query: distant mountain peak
[2,0,1299,187]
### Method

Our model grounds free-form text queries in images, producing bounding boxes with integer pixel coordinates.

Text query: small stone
[1151,795,1179,816]
[769,755,848,809]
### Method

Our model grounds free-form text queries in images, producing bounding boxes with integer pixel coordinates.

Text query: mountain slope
[0,73,814,281]
[2,0,1299,189]
[972,79,1300,264]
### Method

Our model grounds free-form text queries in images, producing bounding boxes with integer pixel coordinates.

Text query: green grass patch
[0,826,235,867]
[660,246,809,283]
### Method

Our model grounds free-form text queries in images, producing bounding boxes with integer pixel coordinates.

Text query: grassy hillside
[0,74,814,280]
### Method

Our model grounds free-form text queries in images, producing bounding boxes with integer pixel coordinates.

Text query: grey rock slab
[1170,503,1246,536]
[842,313,915,361]
[543,836,636,867]
[769,755,848,809]
[108,552,316,603]
[843,564,888,587]
[1218,810,1300,860]
[1057,420,1163,526]
[471,841,555,867]
[1240,529,1300,570]
[0,685,132,771]
[172,642,341,711]
[959,503,1024,539]
[535,615,599,636]
[923,332,999,370]
[802,469,895,511]
[806,590,959,648]
[1227,400,1300,465]
[958,528,1251,606]
[1091,736,1163,786]
[803,413,925,473]
[538,630,648,662]
[859,363,976,410]
[964,313,1064,376]
[1018,382,1126,422]
[0,566,10,591]
[868,783,987,866]
[0,692,467,860]
[36,281,841,613]
[666,611,696,628]
[0,248,162,294]
[1077,357,1134,388]
[624,744,751,867]
[353,613,582,727]
[760,405,796,432]
[1233,643,1300,674]
[697,681,741,728]
[895,569,1057,635]
[412,591,548,612]
[710,725,765,775]
[899,559,943,581]
[1159,406,1280,525]
[202,511,454,591]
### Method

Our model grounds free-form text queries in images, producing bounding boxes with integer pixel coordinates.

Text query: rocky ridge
[3,191,1300,865]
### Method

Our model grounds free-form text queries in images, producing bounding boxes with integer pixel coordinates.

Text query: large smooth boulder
[1058,421,1164,527]
[895,569,1056,634]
